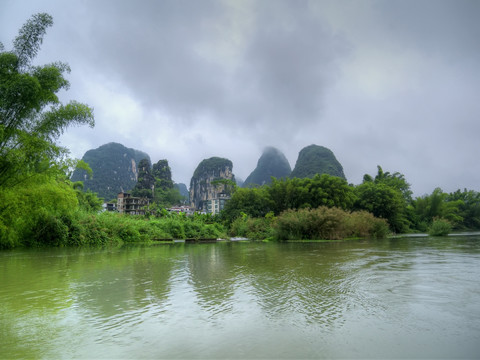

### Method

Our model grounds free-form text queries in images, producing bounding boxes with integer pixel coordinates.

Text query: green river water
[1,235,479,359]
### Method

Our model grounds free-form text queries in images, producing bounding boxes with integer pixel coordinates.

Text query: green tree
[0,13,95,248]
[364,165,413,202]
[303,174,356,210]
[221,187,272,223]
[447,189,480,229]
[413,188,463,230]
[267,174,355,215]
[0,13,94,189]
[72,181,103,212]
[356,166,412,233]
[354,181,408,233]
[0,174,79,247]
[268,177,305,214]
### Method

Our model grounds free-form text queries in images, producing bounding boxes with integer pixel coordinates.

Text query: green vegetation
[0,13,94,190]
[428,218,452,237]
[273,207,389,241]
[223,166,480,240]
[65,211,226,245]
[290,144,346,179]
[0,13,94,248]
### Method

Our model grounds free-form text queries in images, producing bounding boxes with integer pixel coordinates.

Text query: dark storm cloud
[78,0,349,138]
[80,0,225,115]
[230,1,349,132]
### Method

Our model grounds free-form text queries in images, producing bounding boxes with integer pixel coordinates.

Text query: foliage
[355,166,412,233]
[446,189,480,230]
[290,144,345,179]
[222,174,355,226]
[72,181,103,212]
[354,181,408,233]
[0,174,79,248]
[428,218,452,236]
[0,13,94,190]
[243,146,291,187]
[268,174,356,215]
[412,188,463,230]
[229,215,274,240]
[221,187,273,223]
[272,206,389,241]
[363,165,413,201]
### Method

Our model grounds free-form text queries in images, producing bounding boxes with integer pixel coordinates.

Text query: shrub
[229,214,274,240]
[345,211,390,239]
[428,218,452,236]
[27,210,69,246]
[273,206,389,241]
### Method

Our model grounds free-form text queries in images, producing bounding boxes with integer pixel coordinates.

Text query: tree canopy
[0,13,94,189]
[0,13,97,248]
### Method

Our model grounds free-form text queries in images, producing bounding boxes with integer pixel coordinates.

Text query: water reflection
[1,236,480,358]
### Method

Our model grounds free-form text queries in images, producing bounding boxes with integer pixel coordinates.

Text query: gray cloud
[80,0,349,137]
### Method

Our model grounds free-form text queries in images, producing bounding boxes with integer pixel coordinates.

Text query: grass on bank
[1,210,229,248]
[2,201,391,249]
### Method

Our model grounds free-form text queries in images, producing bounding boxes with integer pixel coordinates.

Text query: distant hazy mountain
[290,144,345,180]
[175,183,189,201]
[71,142,150,200]
[243,146,291,187]
[235,177,244,188]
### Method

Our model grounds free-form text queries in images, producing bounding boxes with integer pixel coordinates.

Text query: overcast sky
[1,0,479,195]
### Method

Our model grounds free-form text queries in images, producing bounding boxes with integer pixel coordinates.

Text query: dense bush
[71,212,228,244]
[273,206,389,241]
[1,200,229,248]
[428,218,452,236]
[229,213,275,240]
[0,176,79,248]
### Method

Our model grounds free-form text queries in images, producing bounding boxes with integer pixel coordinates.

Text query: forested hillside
[71,142,150,200]
[291,144,345,179]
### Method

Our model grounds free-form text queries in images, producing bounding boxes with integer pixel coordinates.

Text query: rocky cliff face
[71,142,150,200]
[291,144,346,180]
[189,157,235,211]
[244,146,291,187]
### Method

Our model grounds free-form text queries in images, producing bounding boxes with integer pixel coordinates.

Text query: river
[1,235,480,359]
